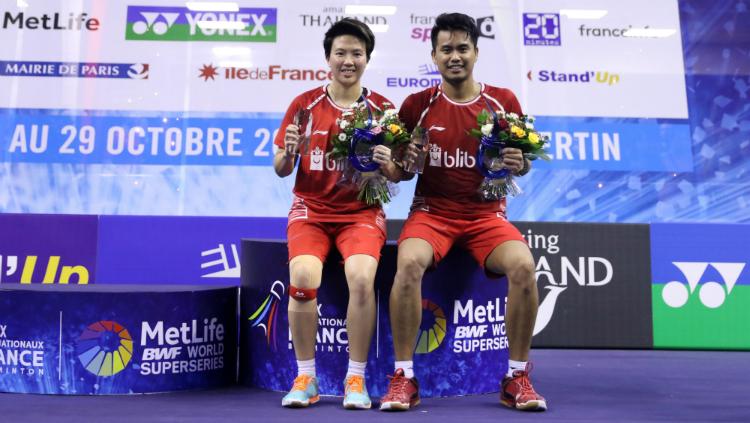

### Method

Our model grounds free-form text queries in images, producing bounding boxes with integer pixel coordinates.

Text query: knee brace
[289,285,317,301]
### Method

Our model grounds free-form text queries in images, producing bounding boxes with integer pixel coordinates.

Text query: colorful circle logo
[76,321,133,376]
[415,299,447,354]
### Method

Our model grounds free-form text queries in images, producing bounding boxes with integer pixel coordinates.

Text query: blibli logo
[0,254,89,284]
[662,262,745,309]
[428,146,476,169]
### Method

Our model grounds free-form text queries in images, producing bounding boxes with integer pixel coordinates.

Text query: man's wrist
[517,158,530,176]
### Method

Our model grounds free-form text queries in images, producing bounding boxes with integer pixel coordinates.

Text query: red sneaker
[500,363,547,411]
[379,368,420,411]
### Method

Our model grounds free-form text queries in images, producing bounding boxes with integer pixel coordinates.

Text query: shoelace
[292,375,312,391]
[385,373,409,398]
[346,376,364,394]
[514,372,533,391]
[513,362,536,394]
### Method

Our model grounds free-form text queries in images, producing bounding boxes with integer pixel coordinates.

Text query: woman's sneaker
[343,375,372,409]
[281,374,319,408]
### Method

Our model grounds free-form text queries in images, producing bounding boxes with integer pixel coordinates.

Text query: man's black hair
[431,13,479,51]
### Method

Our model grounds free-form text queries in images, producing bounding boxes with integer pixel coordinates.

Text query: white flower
[526,123,534,130]
[350,102,360,109]
[384,109,397,117]
[481,123,494,136]
[338,133,347,141]
[341,111,353,117]
[340,120,349,129]
[508,112,519,120]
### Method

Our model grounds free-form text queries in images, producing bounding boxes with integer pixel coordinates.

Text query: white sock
[395,360,414,379]
[346,360,366,378]
[297,358,316,377]
[507,359,527,378]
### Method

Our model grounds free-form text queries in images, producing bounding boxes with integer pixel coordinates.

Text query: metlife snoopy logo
[651,223,750,349]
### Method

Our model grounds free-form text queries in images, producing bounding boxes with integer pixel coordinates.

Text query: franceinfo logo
[2,11,100,31]
[125,6,276,42]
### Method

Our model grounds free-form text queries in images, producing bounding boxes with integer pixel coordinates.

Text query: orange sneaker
[281,374,319,408]
[379,369,420,411]
[500,363,547,411]
[343,375,372,409]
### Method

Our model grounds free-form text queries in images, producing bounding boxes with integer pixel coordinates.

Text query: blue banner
[0,110,282,166]
[534,116,693,172]
[0,214,98,284]
[96,216,287,285]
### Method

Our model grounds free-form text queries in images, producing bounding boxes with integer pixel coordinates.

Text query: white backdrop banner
[0,0,689,218]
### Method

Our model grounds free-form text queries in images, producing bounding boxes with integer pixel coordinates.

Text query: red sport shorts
[287,217,386,263]
[397,210,525,269]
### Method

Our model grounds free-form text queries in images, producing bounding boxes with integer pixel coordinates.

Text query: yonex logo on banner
[125,6,277,42]
[76,321,133,377]
[0,61,149,79]
[523,13,561,46]
[661,262,745,309]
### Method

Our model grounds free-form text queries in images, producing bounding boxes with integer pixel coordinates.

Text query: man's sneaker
[281,374,319,408]
[379,368,420,411]
[343,375,372,409]
[500,363,547,411]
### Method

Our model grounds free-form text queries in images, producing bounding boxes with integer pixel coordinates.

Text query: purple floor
[2,349,748,422]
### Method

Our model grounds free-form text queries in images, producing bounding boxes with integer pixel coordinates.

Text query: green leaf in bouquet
[477,109,490,125]
[383,132,394,145]
[536,150,552,161]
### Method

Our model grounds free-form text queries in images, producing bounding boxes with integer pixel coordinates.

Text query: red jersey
[274,85,394,222]
[398,84,523,218]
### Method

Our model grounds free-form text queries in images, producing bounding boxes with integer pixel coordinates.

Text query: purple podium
[0,284,237,394]
[239,239,509,398]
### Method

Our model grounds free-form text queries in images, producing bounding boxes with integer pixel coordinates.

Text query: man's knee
[347,273,374,305]
[395,254,428,289]
[507,259,536,288]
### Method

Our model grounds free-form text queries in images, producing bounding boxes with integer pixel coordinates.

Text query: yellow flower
[528,132,540,145]
[510,125,526,138]
[388,124,402,135]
